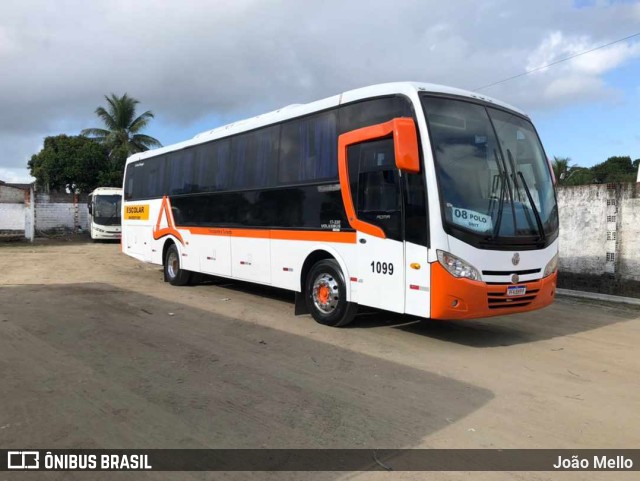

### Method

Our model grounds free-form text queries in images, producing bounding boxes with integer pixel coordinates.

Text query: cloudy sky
[1,0,639,182]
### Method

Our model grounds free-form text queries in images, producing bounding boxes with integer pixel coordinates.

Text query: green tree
[81,93,162,156]
[27,135,109,192]
[97,144,130,187]
[563,166,594,186]
[590,156,637,183]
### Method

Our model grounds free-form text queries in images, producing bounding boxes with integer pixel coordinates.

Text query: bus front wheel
[305,259,357,327]
[164,244,192,286]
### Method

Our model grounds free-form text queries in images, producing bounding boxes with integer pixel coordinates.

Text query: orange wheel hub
[317,285,330,304]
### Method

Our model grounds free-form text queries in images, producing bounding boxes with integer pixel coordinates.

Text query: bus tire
[164,244,192,286]
[305,259,357,327]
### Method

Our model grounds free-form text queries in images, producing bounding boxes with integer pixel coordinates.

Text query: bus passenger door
[345,138,405,313]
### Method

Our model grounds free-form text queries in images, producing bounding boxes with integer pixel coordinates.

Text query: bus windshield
[421,95,558,246]
[93,195,122,226]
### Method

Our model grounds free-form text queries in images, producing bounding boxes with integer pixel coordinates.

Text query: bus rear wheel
[164,244,192,286]
[305,259,357,327]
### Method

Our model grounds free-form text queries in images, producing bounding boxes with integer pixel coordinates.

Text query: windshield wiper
[505,149,545,240]
[506,148,523,202]
[517,171,545,241]
[490,149,506,239]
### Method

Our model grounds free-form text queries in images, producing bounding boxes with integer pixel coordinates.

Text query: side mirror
[392,118,420,174]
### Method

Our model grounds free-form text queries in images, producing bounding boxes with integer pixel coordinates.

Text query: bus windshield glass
[94,195,122,226]
[421,95,558,244]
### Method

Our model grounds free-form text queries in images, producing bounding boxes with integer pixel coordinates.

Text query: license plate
[507,285,526,297]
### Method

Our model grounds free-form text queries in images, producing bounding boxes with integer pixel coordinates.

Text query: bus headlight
[543,253,559,277]
[437,250,481,281]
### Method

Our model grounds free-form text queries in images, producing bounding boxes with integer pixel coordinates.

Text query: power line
[473,31,640,91]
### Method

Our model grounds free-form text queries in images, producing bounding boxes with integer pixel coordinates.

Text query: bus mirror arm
[338,117,420,238]
[392,118,420,174]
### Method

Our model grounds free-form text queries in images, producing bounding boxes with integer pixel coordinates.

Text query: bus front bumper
[430,262,557,320]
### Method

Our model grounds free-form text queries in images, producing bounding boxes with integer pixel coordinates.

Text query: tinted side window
[279,110,338,184]
[131,161,147,199]
[127,157,165,200]
[339,96,413,134]
[167,149,196,195]
[193,139,231,192]
[148,156,167,198]
[170,184,349,230]
[124,164,135,200]
[231,125,279,189]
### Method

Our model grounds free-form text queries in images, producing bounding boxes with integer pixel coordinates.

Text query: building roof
[0,180,34,191]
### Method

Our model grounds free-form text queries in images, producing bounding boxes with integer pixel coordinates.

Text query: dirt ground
[0,241,639,481]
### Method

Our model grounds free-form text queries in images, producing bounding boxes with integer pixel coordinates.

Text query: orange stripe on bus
[181,226,356,244]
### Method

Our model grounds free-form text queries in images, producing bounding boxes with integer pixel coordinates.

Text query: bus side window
[125,161,144,200]
[339,96,413,134]
[167,150,196,195]
[124,172,133,201]
[279,110,338,185]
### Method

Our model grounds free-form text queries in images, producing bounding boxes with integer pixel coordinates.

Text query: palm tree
[551,156,574,184]
[82,93,162,155]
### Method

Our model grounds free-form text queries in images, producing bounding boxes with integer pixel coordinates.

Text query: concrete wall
[619,195,640,282]
[34,192,89,234]
[557,182,640,297]
[0,185,27,234]
[0,204,25,231]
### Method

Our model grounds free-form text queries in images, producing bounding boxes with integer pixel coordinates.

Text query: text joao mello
[553,455,633,470]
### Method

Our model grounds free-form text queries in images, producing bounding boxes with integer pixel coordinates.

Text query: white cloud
[543,75,606,102]
[0,167,34,184]
[1,0,640,177]
[526,30,640,76]
[571,41,640,75]
[508,30,640,106]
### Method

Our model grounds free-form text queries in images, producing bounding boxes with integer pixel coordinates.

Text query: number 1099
[370,261,394,275]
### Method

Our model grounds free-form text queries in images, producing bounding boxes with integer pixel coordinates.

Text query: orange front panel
[430,262,557,320]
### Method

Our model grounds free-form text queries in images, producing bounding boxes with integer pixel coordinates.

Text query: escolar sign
[124,205,149,220]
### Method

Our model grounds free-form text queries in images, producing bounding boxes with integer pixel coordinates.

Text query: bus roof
[126,81,527,165]
[90,187,123,196]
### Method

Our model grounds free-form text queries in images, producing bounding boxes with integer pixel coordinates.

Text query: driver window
[347,138,402,240]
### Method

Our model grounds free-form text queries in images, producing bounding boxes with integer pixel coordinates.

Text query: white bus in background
[87,187,122,240]
[121,82,559,327]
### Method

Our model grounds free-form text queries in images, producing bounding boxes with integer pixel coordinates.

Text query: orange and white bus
[121,82,558,327]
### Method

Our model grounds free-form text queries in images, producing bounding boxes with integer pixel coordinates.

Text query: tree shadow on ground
[0,282,493,453]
